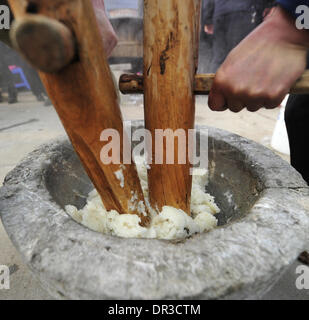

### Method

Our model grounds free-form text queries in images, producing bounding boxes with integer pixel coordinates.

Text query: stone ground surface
[0,82,307,300]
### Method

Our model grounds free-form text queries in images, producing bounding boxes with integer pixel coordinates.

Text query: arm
[91,0,118,57]
[208,4,309,112]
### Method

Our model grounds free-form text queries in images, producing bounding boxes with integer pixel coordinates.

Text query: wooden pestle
[9,0,150,226]
[143,0,201,215]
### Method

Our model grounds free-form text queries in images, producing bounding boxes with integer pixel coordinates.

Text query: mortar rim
[1,124,309,300]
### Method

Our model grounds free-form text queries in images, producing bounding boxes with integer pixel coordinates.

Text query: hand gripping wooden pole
[9,0,150,226]
[143,0,201,215]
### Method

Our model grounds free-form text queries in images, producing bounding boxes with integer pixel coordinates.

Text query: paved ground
[0,77,305,300]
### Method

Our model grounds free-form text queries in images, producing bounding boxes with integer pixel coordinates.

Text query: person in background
[198,0,214,73]
[285,58,309,183]
[138,0,143,17]
[0,42,18,104]
[21,61,52,106]
[0,1,17,103]
[204,0,276,73]
[1,40,53,105]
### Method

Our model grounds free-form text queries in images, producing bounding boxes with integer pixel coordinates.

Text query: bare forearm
[91,0,105,11]
[269,5,309,48]
[91,0,118,57]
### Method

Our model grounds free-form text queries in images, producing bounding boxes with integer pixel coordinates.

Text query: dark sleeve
[203,0,214,25]
[264,0,276,8]
[276,0,309,17]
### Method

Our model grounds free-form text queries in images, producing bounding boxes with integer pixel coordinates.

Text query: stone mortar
[1,121,309,300]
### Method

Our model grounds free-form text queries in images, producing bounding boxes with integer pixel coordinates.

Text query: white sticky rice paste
[66,157,220,240]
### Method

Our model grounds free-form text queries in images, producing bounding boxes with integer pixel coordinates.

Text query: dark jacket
[203,0,276,24]
[277,0,309,17]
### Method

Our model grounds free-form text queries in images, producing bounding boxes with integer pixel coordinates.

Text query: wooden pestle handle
[119,71,309,95]
[10,15,76,73]
[143,0,201,215]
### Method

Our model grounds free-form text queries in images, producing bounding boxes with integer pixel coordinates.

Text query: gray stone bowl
[1,121,309,300]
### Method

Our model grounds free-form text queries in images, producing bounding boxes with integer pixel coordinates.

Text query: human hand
[208,6,309,112]
[91,0,118,57]
[204,24,214,35]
